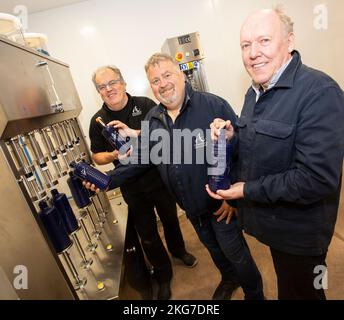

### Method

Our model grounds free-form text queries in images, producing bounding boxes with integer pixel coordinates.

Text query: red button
[175,52,183,61]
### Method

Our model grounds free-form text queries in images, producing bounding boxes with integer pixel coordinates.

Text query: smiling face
[95,68,127,111]
[240,9,295,86]
[146,59,186,111]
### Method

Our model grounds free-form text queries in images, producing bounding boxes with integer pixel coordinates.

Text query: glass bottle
[208,129,232,192]
[96,117,130,155]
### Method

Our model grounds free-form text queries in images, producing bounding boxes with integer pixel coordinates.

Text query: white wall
[26,0,344,142]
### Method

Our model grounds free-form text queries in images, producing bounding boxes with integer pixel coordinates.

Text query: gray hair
[144,53,179,73]
[273,4,294,34]
[92,65,125,90]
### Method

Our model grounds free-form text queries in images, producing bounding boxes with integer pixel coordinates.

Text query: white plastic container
[0,12,25,45]
[22,32,49,55]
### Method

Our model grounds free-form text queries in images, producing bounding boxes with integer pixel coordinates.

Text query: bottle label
[208,129,231,192]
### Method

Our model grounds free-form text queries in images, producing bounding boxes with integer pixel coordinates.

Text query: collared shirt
[252,56,293,101]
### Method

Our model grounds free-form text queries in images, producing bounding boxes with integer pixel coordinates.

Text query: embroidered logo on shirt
[194,132,207,149]
[132,106,142,117]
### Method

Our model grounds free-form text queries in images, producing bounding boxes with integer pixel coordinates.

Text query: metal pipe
[66,120,86,159]
[40,128,67,178]
[61,251,87,290]
[84,207,102,239]
[51,124,70,168]
[79,217,98,253]
[27,131,58,189]
[59,122,77,163]
[71,233,93,270]
[9,137,46,200]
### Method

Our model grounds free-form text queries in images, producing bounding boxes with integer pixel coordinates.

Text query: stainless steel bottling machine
[0,37,151,300]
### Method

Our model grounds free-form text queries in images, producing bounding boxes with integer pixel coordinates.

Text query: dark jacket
[108,83,237,218]
[235,51,344,256]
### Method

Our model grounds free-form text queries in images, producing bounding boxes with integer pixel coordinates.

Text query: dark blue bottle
[96,117,130,155]
[86,188,96,198]
[67,171,92,209]
[208,130,232,193]
[51,189,79,234]
[38,200,72,254]
[69,161,111,191]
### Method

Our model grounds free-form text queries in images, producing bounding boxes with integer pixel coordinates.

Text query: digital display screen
[178,34,191,45]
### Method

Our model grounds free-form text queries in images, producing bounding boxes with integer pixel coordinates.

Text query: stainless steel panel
[162,32,209,92]
[0,37,150,300]
[0,145,75,300]
[162,32,205,64]
[0,38,82,139]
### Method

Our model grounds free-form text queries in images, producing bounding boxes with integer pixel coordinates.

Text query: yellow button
[106,244,113,250]
[97,282,105,290]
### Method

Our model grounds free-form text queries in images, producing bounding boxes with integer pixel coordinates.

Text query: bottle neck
[96,117,107,128]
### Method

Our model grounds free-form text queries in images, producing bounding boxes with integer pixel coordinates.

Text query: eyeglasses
[97,78,121,91]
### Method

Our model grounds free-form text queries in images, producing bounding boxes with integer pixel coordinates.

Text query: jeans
[190,215,264,300]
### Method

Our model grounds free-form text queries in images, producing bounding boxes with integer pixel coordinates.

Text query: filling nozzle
[40,128,67,178]
[66,120,86,159]
[51,124,70,168]
[59,122,78,163]
[9,136,46,201]
[27,131,58,189]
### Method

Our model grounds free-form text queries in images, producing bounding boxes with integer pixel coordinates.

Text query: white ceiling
[0,0,87,14]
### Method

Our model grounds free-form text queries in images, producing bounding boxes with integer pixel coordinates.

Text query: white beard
[158,89,178,106]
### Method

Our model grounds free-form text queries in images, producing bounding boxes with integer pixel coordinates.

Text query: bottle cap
[95,117,106,126]
[51,189,59,196]
[69,161,76,168]
[38,200,48,210]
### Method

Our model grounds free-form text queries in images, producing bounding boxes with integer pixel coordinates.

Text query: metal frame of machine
[0,37,150,300]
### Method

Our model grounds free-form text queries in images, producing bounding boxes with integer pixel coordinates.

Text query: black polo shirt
[89,93,164,195]
[89,93,156,154]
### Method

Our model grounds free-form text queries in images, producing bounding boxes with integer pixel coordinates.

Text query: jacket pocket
[254,119,293,139]
[236,117,247,129]
[253,119,295,172]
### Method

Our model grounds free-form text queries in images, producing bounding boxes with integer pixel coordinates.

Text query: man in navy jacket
[208,8,344,299]
[86,53,264,300]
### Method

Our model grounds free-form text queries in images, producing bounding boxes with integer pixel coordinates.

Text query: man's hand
[210,118,235,141]
[117,145,133,160]
[213,201,236,224]
[206,182,245,200]
[107,120,139,138]
[112,149,119,161]
[83,181,100,193]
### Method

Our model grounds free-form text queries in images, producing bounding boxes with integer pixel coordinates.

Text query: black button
[193,49,200,57]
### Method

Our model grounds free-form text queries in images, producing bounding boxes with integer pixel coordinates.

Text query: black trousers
[123,188,185,283]
[270,248,327,300]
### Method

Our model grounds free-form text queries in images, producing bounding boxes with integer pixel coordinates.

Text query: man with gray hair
[208,7,344,299]
[89,65,197,300]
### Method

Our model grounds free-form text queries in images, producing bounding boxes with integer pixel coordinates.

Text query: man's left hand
[213,201,236,224]
[83,181,100,193]
[206,182,245,200]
